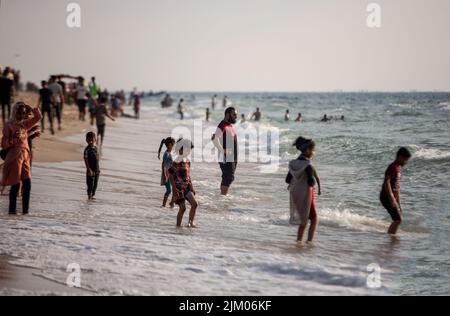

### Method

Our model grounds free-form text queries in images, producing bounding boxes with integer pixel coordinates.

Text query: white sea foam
[414,148,450,160]
[319,208,387,233]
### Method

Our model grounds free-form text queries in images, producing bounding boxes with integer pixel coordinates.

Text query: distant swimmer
[251,108,262,122]
[240,113,246,123]
[295,113,303,122]
[161,94,173,108]
[178,98,185,120]
[380,147,412,235]
[212,95,217,110]
[321,114,330,122]
[341,115,345,121]
[285,110,290,122]
[223,96,228,108]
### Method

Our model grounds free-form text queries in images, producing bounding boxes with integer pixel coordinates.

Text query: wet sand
[0,255,89,295]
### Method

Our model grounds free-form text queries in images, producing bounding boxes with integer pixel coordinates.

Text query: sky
[0,0,449,92]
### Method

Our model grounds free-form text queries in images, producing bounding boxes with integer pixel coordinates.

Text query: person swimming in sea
[285,110,290,122]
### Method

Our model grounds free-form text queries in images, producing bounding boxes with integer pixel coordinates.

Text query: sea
[1,92,449,295]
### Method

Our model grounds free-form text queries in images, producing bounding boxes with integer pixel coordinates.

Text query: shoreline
[1,92,117,295]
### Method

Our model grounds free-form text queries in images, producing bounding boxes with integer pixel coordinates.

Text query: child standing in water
[158,137,176,208]
[286,137,320,243]
[84,132,100,200]
[380,147,412,235]
[169,139,198,228]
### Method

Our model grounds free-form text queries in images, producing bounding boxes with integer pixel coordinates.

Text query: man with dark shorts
[213,107,238,196]
[380,147,412,235]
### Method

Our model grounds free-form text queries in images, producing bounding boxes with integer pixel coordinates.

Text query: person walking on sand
[0,69,15,124]
[169,138,198,228]
[87,93,98,126]
[158,137,176,208]
[134,94,141,119]
[38,81,55,135]
[1,102,42,215]
[48,76,65,131]
[89,77,100,100]
[380,147,412,235]
[286,137,321,244]
[84,132,100,200]
[94,96,115,147]
[76,77,88,121]
[206,108,211,122]
[212,107,238,196]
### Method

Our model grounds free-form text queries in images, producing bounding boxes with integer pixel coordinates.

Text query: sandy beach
[0,255,88,295]
[0,92,96,164]
[0,92,117,295]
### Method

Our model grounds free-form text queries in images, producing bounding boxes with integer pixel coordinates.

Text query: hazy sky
[0,0,449,92]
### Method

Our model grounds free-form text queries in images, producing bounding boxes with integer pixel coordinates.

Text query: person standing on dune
[213,107,238,196]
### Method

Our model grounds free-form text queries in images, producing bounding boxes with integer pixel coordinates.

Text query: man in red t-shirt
[212,107,238,196]
[380,147,412,235]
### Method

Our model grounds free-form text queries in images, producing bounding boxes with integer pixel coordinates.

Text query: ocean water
[1,92,449,295]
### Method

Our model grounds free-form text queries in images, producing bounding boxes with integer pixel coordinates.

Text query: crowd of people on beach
[1,66,412,242]
[0,66,139,213]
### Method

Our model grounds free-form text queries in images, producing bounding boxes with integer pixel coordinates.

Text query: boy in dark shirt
[84,132,100,200]
[37,81,54,135]
[380,147,412,235]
